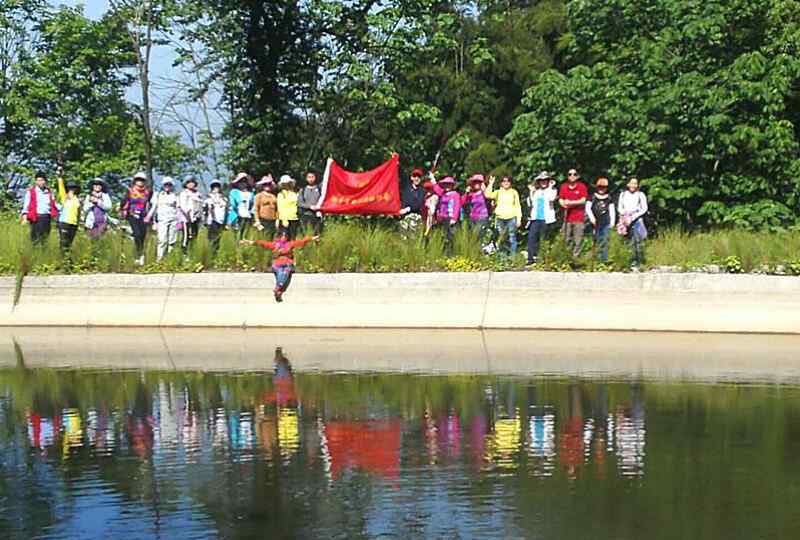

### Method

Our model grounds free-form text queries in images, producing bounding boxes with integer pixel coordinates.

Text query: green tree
[3,5,196,194]
[506,0,800,230]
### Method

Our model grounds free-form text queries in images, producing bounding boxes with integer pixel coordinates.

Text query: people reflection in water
[485,383,521,468]
[559,385,584,480]
[127,381,155,458]
[615,384,646,477]
[14,358,649,498]
[260,347,300,462]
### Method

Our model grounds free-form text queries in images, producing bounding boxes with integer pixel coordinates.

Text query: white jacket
[617,190,648,221]
[146,191,179,223]
[527,187,558,224]
[179,189,204,222]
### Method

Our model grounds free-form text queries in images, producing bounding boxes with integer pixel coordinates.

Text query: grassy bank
[1,215,799,276]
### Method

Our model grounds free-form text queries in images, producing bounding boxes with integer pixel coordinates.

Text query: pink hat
[256,175,275,186]
[439,176,456,186]
[468,174,485,185]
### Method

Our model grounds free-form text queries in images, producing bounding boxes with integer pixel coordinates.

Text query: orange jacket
[254,236,313,266]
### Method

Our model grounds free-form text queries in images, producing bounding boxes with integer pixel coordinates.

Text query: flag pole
[318,157,333,209]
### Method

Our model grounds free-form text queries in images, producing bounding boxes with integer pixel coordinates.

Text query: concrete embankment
[0,271,798,333]
[3,328,800,382]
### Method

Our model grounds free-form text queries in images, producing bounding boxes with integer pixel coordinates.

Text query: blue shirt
[22,186,54,216]
[534,195,546,220]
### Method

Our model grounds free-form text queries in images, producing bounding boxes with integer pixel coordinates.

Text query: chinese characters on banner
[320,154,401,215]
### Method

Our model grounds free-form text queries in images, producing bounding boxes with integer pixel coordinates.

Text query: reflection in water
[3,347,800,539]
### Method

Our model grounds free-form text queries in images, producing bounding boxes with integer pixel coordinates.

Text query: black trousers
[238,218,253,240]
[436,221,456,253]
[128,216,148,257]
[182,220,200,251]
[527,220,549,263]
[30,215,52,245]
[259,220,277,240]
[59,223,78,252]
[207,222,223,255]
[300,213,323,235]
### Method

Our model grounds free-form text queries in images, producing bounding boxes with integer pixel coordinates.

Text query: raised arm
[57,176,66,203]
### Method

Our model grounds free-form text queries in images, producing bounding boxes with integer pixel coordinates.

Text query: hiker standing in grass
[121,172,151,265]
[461,174,491,235]
[227,172,254,239]
[299,171,324,235]
[617,177,648,268]
[277,175,300,239]
[586,177,616,264]
[179,175,204,253]
[431,176,462,252]
[204,180,227,255]
[400,168,426,235]
[559,168,588,258]
[485,175,522,256]
[21,171,58,245]
[146,177,180,261]
[83,178,112,240]
[422,180,439,237]
[526,171,558,265]
[254,175,278,238]
[240,232,320,302]
[56,177,82,253]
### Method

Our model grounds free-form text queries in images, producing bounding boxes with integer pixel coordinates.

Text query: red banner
[320,154,401,215]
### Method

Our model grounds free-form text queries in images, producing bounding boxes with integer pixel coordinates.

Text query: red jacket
[26,187,58,222]
[254,236,314,266]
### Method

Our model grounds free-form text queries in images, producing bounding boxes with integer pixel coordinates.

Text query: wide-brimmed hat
[89,177,106,190]
[65,180,80,191]
[132,171,147,182]
[596,177,609,188]
[257,175,275,187]
[439,176,456,186]
[161,176,175,187]
[278,174,295,185]
[183,175,198,187]
[233,172,249,184]
[469,174,485,185]
[534,171,552,182]
[209,179,223,189]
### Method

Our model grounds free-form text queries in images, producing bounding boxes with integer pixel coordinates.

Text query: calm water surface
[2,346,800,539]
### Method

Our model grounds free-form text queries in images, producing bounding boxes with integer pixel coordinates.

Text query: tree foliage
[1,3,195,191]
[506,0,800,230]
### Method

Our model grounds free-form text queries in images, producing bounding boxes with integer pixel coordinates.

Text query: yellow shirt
[485,187,522,222]
[277,191,299,225]
[57,177,81,225]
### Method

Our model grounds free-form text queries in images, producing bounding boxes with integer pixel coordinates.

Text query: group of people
[18,164,649,301]
[400,168,648,266]
[20,169,324,301]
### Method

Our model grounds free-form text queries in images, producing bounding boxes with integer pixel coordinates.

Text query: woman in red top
[240,232,319,302]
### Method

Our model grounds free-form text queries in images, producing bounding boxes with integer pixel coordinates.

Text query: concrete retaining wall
[0,271,798,333]
[3,328,800,382]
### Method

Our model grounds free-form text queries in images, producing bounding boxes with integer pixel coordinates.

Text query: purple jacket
[432,185,462,222]
[461,191,489,221]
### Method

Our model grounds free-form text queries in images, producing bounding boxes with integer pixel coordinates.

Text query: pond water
[1,330,800,539]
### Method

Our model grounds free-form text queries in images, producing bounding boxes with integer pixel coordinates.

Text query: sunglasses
[568,172,578,177]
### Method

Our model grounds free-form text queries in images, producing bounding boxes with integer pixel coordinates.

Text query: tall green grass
[0,214,798,275]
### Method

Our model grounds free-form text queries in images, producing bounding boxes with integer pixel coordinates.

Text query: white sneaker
[136,256,144,266]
